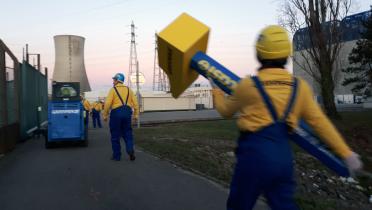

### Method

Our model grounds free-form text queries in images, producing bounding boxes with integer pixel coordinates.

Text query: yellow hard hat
[255,25,291,60]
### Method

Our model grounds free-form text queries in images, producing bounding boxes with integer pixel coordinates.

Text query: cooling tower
[53,35,91,93]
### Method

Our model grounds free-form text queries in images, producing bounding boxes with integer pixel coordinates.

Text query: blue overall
[227,76,299,210]
[84,110,89,127]
[109,87,134,160]
[92,109,102,128]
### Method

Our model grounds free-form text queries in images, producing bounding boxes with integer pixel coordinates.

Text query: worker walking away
[92,100,103,128]
[81,95,91,127]
[210,25,363,210]
[103,73,139,161]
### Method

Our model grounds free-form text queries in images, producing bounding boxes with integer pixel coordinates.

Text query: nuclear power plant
[52,35,91,93]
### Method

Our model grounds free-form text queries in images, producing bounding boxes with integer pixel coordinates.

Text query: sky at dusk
[1,0,370,91]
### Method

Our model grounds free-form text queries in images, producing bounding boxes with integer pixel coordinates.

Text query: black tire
[82,126,89,147]
[45,134,51,149]
[85,126,88,141]
[82,139,88,147]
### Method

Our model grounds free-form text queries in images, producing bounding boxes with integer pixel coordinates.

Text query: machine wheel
[45,135,52,149]
[82,139,89,147]
[81,126,89,147]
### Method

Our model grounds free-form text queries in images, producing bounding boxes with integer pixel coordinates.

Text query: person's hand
[344,152,363,175]
[103,116,108,122]
[132,116,138,124]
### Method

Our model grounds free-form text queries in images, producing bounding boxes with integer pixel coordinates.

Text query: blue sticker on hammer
[292,121,350,177]
[191,51,241,95]
[190,51,350,177]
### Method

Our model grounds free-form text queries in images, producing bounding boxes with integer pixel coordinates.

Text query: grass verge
[134,111,372,209]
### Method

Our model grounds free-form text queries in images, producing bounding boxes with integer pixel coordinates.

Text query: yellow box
[157,13,210,98]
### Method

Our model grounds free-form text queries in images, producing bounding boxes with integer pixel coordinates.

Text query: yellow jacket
[103,83,139,119]
[82,99,91,112]
[212,68,352,158]
[92,102,103,112]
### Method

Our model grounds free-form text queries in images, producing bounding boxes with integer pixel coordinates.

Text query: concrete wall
[84,90,196,112]
[293,40,358,104]
[141,95,196,112]
[188,87,213,109]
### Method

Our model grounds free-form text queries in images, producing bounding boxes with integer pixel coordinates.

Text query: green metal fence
[0,39,20,153]
[1,39,48,154]
[6,80,17,124]
[19,62,48,139]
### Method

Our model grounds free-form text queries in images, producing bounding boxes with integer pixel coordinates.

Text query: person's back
[81,96,91,126]
[214,68,352,159]
[103,73,139,161]
[92,101,103,128]
[211,25,362,210]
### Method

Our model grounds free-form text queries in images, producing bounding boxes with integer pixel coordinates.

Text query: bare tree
[279,0,352,118]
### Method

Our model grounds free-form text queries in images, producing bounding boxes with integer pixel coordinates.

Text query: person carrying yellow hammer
[156,13,363,210]
[210,25,363,210]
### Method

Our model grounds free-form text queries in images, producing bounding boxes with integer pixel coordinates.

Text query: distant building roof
[293,10,371,51]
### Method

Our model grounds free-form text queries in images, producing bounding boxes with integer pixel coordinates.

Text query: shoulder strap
[125,87,129,105]
[251,76,279,122]
[114,87,125,106]
[113,86,130,106]
[281,78,299,121]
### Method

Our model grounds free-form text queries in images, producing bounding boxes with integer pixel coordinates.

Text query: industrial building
[84,83,214,112]
[53,35,91,93]
[85,89,196,112]
[293,10,371,104]
[187,83,214,109]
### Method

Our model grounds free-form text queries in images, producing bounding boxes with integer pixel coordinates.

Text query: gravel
[294,153,372,210]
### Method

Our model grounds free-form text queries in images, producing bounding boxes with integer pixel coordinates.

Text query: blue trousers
[84,110,89,127]
[92,110,102,128]
[227,123,298,210]
[109,106,134,160]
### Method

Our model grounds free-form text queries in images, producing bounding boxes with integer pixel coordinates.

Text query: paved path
[0,124,267,210]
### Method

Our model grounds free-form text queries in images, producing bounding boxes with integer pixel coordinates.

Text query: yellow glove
[132,116,138,124]
[344,152,363,175]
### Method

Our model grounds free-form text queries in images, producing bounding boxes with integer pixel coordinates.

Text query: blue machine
[46,82,88,148]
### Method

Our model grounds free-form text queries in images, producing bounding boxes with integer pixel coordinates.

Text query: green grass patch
[134,111,372,209]
[295,196,337,210]
[134,120,238,183]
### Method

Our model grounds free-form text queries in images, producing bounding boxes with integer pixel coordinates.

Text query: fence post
[14,60,20,122]
[0,41,8,126]
[26,44,29,63]
[37,54,40,71]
